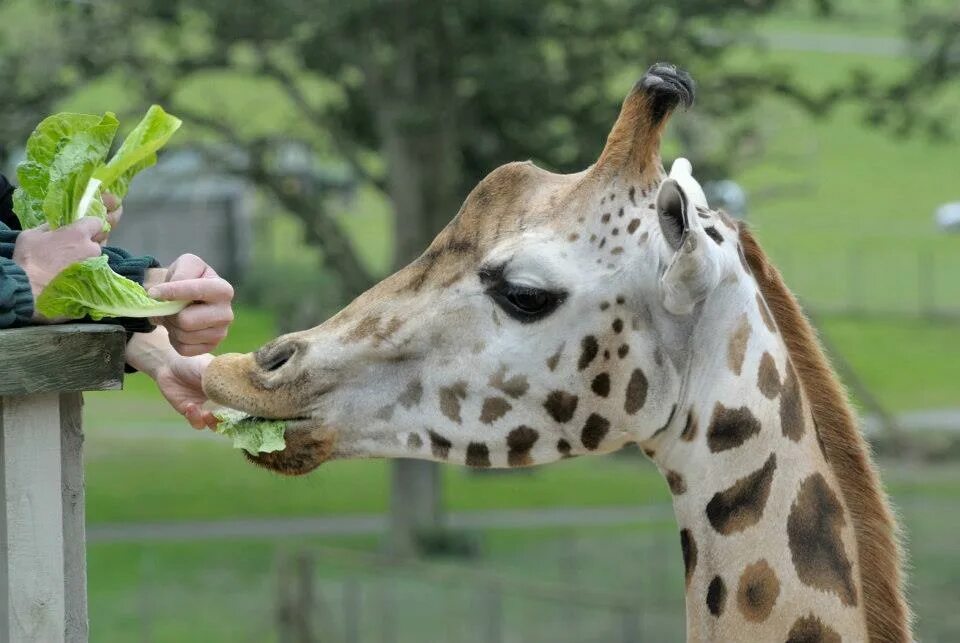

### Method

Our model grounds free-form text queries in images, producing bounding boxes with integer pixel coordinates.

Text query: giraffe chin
[243,423,336,477]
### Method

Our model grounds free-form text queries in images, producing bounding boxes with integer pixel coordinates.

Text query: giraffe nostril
[256,342,299,372]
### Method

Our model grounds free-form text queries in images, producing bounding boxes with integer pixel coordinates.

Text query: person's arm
[0,255,35,328]
[125,325,218,429]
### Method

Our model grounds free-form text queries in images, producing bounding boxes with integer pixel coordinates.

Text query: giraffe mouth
[203,352,339,475]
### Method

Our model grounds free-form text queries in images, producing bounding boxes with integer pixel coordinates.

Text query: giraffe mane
[738,223,912,642]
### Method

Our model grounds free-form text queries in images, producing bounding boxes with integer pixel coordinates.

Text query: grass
[83,463,960,643]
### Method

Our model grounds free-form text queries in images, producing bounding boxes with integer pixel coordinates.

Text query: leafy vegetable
[214,409,287,454]
[92,105,182,201]
[13,112,119,229]
[36,255,187,321]
[12,104,182,229]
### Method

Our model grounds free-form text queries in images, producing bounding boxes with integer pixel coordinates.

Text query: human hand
[147,254,235,356]
[154,353,219,429]
[101,192,123,241]
[12,217,106,317]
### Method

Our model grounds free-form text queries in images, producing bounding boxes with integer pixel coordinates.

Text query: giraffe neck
[652,275,868,642]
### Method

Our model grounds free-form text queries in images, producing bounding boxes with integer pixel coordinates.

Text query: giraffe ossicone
[203,63,910,642]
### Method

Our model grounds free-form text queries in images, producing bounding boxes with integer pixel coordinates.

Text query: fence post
[277,551,316,643]
[343,578,361,643]
[619,608,640,643]
[482,583,503,643]
[0,324,126,643]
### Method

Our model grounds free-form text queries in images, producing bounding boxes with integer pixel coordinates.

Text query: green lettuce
[12,105,182,229]
[36,255,187,321]
[13,112,119,229]
[213,409,287,454]
[92,105,182,201]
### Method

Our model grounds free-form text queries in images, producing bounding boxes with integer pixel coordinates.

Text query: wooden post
[0,324,126,643]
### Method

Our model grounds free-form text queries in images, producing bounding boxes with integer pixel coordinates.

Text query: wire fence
[89,492,960,643]
[776,245,960,319]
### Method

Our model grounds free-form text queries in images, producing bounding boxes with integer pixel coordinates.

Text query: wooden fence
[0,325,125,643]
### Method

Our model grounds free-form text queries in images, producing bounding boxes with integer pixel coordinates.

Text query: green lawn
[83,465,960,643]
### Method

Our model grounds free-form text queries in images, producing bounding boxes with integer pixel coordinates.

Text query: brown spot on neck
[756,352,781,399]
[680,529,697,587]
[787,472,857,606]
[706,576,726,617]
[726,313,751,375]
[665,470,687,495]
[786,614,842,643]
[706,403,761,453]
[780,362,805,441]
[624,368,648,414]
[736,559,780,622]
[706,453,777,535]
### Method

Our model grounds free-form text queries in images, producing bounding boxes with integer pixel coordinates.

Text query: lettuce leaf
[93,105,182,200]
[36,255,187,320]
[13,112,119,229]
[213,409,287,454]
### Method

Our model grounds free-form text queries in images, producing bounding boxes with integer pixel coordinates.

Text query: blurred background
[2,0,959,640]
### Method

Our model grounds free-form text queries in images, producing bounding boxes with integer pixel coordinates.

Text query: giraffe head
[203,63,739,474]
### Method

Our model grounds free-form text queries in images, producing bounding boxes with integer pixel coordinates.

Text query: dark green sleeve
[0,256,34,329]
[0,223,33,328]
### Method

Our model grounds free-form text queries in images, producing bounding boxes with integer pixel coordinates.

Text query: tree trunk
[372,0,462,557]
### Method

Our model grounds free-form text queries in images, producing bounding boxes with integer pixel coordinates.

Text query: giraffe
[203,63,911,642]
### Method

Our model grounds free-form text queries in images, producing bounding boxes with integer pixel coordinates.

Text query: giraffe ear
[656,177,721,315]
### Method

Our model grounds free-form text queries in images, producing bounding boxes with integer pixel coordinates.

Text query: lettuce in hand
[214,409,287,454]
[12,105,182,230]
[36,255,187,321]
[13,112,119,229]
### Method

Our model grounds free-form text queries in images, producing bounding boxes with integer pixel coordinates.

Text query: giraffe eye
[478,264,566,323]
[488,282,566,323]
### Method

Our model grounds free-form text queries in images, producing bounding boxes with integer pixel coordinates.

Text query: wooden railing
[0,324,126,643]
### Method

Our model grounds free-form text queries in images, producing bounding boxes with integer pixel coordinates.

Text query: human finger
[167,326,228,350]
[167,304,234,332]
[149,278,234,303]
